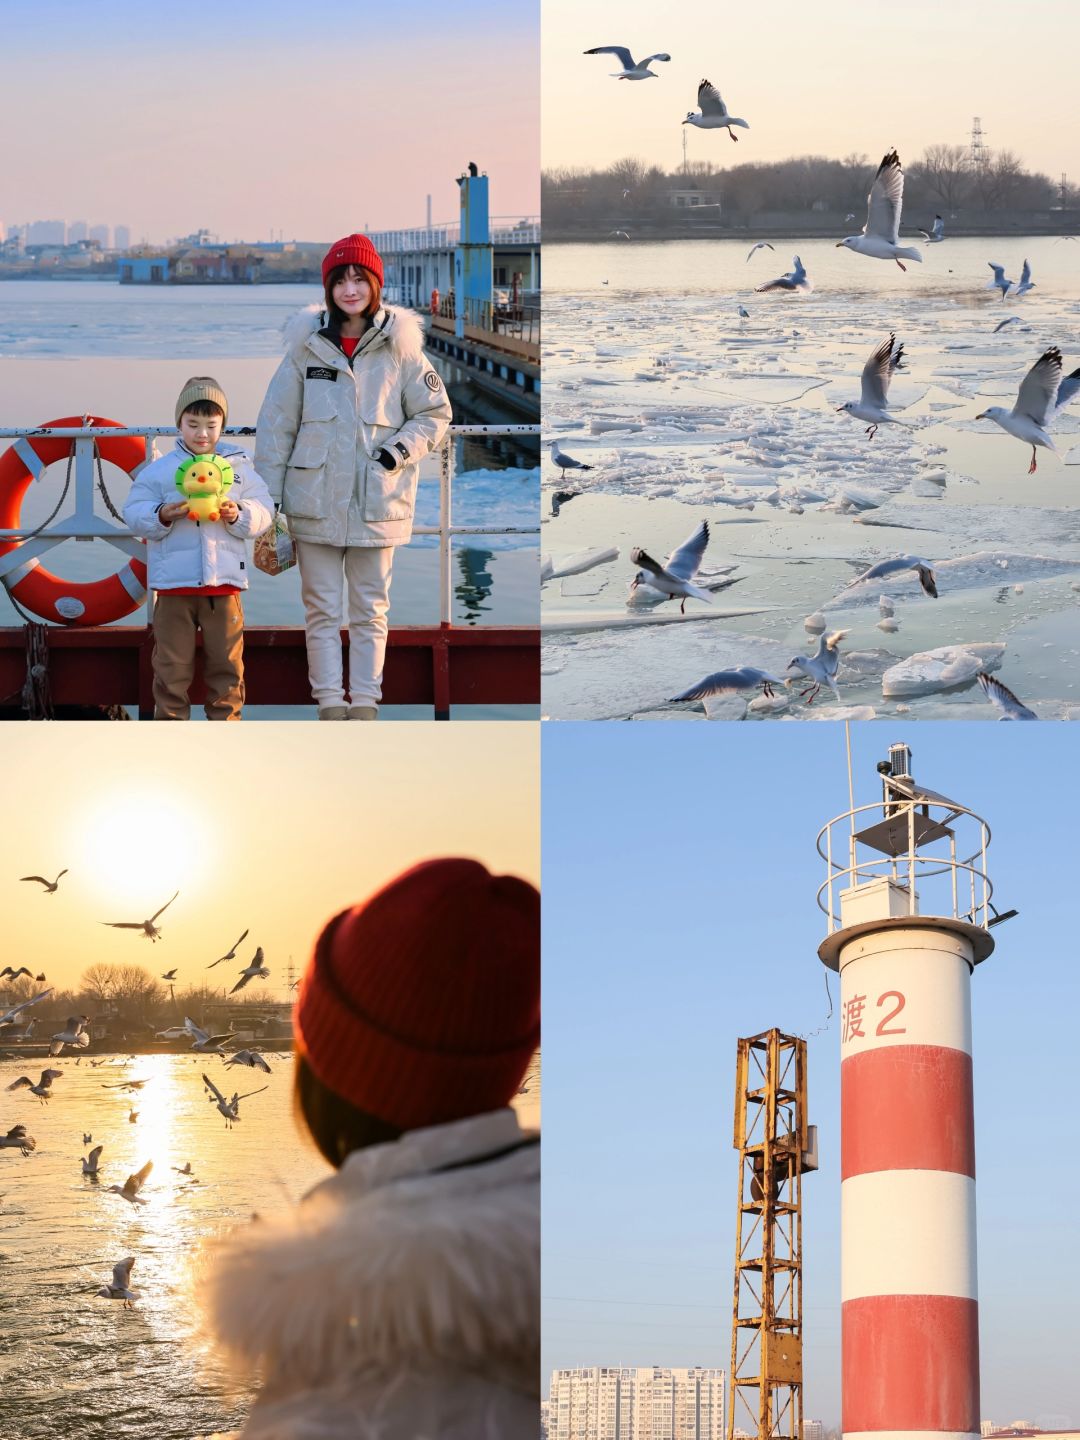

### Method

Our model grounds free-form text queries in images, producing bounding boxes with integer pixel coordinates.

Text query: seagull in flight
[96,1256,139,1308]
[919,215,945,244]
[101,1076,151,1092]
[629,521,713,613]
[19,870,67,894]
[786,631,849,704]
[683,79,748,140]
[184,1016,232,1056]
[207,929,250,969]
[977,672,1037,720]
[0,1124,36,1155]
[105,1159,152,1206]
[172,1161,196,1177]
[50,1015,90,1056]
[756,255,811,293]
[993,315,1022,333]
[7,1068,63,1103]
[224,1049,272,1074]
[987,262,1014,299]
[0,989,53,1028]
[670,666,787,704]
[0,967,43,982]
[843,554,938,598]
[82,1144,104,1177]
[584,45,671,80]
[161,969,178,983]
[230,948,269,994]
[101,891,179,942]
[976,347,1063,473]
[1007,258,1035,297]
[837,151,922,270]
[746,243,775,262]
[837,334,908,439]
[203,1072,267,1127]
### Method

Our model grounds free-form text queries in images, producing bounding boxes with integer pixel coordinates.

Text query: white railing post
[439,439,452,626]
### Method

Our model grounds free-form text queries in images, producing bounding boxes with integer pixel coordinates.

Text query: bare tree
[915,144,971,209]
[80,963,118,1005]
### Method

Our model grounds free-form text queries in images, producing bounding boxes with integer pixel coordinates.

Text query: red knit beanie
[321,233,384,287]
[295,858,540,1130]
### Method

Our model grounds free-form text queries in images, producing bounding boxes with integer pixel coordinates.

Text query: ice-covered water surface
[542,236,1080,720]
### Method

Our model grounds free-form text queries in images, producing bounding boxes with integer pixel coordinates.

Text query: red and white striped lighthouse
[817,744,996,1440]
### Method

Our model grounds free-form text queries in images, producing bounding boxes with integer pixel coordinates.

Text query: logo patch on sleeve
[306,367,338,381]
[424,372,442,391]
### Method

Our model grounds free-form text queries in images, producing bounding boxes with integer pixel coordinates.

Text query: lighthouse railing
[815,797,994,936]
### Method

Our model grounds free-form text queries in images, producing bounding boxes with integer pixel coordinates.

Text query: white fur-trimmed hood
[195,1110,539,1401]
[281,303,426,361]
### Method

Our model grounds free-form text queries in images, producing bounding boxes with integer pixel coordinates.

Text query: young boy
[123,377,273,720]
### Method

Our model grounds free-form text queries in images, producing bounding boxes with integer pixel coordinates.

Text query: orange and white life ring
[0,416,148,626]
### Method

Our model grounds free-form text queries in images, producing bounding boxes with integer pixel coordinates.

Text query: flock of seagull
[547,49,1080,718]
[2,871,284,1309]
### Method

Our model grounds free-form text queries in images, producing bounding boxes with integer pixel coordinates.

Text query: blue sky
[1,1,538,241]
[542,722,1079,1425]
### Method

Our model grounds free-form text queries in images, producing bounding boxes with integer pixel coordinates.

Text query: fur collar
[282,303,426,361]
[194,1110,539,1398]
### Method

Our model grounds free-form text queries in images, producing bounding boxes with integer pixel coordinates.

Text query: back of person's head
[293,857,540,1168]
[175,376,228,427]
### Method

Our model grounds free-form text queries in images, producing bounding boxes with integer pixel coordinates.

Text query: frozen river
[542,235,1080,720]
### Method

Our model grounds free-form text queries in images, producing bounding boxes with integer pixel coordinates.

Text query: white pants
[295,540,395,707]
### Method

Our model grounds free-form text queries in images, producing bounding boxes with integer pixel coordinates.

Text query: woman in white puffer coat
[255,234,452,720]
[197,858,539,1440]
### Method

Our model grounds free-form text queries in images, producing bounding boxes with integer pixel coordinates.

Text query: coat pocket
[283,423,331,520]
[362,455,418,523]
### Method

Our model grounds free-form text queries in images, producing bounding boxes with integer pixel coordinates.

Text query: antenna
[969,116,989,170]
[682,126,688,175]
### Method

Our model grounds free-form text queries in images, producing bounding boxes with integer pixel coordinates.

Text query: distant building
[114,224,131,250]
[68,220,88,243]
[668,186,720,211]
[28,219,66,245]
[805,1421,826,1440]
[89,224,111,249]
[548,1366,725,1440]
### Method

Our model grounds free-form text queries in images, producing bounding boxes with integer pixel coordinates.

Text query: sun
[70,786,209,915]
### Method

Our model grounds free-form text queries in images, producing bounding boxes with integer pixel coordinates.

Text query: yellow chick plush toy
[174,454,235,522]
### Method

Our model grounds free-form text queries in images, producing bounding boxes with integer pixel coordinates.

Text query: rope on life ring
[0,416,148,626]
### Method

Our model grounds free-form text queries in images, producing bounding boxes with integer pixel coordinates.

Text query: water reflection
[455,548,495,621]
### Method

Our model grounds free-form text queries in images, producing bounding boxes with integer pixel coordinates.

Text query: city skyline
[543,0,1080,180]
[542,724,1080,1423]
[2,0,538,239]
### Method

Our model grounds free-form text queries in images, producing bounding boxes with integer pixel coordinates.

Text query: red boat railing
[0,422,538,719]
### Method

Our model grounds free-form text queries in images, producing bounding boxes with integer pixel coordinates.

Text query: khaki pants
[152,593,245,721]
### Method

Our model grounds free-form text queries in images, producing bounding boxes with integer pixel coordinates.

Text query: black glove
[375,449,397,472]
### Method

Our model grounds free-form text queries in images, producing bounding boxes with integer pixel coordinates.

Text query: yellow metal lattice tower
[728,1030,813,1440]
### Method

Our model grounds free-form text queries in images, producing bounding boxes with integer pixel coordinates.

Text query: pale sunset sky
[1,725,538,1000]
[544,0,1080,180]
[2,0,539,243]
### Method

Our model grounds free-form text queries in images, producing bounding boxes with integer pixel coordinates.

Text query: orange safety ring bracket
[0,416,148,626]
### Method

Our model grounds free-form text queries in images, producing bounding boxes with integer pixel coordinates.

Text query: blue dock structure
[371,165,540,417]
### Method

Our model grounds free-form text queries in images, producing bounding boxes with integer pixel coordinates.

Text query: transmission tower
[969,117,989,170]
[728,1030,817,1440]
